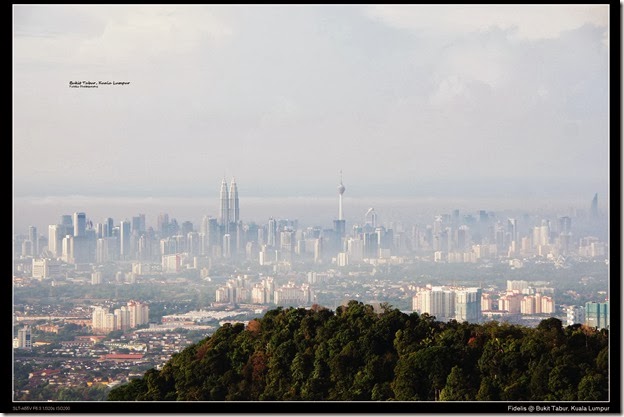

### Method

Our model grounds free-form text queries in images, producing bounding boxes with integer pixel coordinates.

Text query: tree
[577,373,607,401]
[439,365,472,401]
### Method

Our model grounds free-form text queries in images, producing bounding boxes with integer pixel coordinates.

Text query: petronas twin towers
[219,177,239,233]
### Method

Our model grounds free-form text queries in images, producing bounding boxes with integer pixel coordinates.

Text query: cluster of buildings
[14,176,609,289]
[214,275,314,306]
[412,286,483,323]
[410,280,609,331]
[91,301,150,334]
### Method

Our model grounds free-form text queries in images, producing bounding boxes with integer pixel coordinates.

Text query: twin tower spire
[219,177,239,231]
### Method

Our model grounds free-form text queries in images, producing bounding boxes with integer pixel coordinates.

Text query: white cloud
[14,5,234,70]
[364,5,608,41]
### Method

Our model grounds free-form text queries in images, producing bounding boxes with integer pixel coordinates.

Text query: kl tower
[334,171,346,239]
[338,170,345,221]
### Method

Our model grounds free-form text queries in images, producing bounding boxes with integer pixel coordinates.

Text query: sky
[12,4,611,232]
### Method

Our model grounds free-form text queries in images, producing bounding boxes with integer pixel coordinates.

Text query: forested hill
[108,301,608,401]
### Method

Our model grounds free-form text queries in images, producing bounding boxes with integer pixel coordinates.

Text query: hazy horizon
[13,186,608,237]
[13,4,610,234]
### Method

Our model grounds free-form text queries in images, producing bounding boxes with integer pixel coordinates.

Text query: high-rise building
[223,234,231,258]
[157,213,169,237]
[132,214,146,234]
[414,286,456,322]
[28,226,38,257]
[17,326,32,349]
[127,300,150,328]
[455,288,482,323]
[365,208,378,229]
[267,218,277,247]
[507,218,517,246]
[61,215,73,230]
[120,220,131,260]
[48,225,61,257]
[591,193,598,218]
[73,212,86,237]
[220,178,229,232]
[585,301,609,330]
[229,178,239,224]
[103,217,114,238]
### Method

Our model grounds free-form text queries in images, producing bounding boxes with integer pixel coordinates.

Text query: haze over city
[13,4,609,235]
[11,4,612,409]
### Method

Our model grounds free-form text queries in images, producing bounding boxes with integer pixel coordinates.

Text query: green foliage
[106,304,609,401]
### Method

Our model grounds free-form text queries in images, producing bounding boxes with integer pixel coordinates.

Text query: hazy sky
[13,4,610,203]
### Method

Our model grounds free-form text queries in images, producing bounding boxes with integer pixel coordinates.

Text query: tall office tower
[103,218,114,238]
[28,226,38,257]
[61,214,73,235]
[220,177,229,232]
[120,220,131,260]
[48,225,61,257]
[267,217,277,247]
[507,218,518,245]
[539,219,550,246]
[208,217,220,255]
[132,215,145,234]
[181,221,194,236]
[591,193,598,218]
[200,215,210,255]
[585,301,609,330]
[73,212,86,237]
[558,216,572,234]
[558,216,573,255]
[157,213,169,237]
[223,234,231,258]
[455,225,470,252]
[229,178,239,224]
[314,237,323,263]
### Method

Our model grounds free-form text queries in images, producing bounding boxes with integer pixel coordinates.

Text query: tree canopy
[108,302,609,401]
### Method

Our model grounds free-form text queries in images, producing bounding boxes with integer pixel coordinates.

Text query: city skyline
[13,4,610,204]
[12,175,607,238]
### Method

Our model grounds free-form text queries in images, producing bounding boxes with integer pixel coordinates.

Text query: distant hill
[108,301,608,401]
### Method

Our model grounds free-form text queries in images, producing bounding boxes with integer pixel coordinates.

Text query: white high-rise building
[414,285,482,323]
[17,326,32,349]
[455,288,482,323]
[48,225,62,257]
[220,178,229,232]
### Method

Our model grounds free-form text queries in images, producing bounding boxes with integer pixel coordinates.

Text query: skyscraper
[267,217,277,247]
[120,220,131,260]
[28,226,38,257]
[220,177,229,232]
[591,193,598,218]
[73,212,86,237]
[48,224,61,257]
[229,178,239,224]
[103,217,114,238]
[585,301,609,330]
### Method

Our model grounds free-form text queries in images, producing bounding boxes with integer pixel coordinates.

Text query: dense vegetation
[108,301,609,401]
